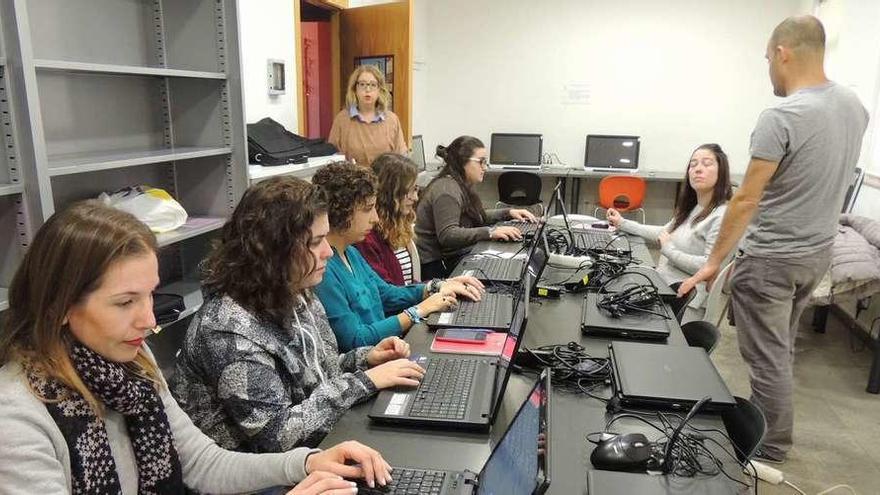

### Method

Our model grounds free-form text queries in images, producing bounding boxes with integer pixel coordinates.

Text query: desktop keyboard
[355,467,448,494]
[410,358,477,420]
[450,293,503,328]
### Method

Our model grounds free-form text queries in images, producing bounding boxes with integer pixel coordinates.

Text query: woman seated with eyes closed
[313,161,486,352]
[0,200,394,494]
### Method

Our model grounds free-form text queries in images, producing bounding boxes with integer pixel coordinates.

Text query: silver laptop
[410,135,427,171]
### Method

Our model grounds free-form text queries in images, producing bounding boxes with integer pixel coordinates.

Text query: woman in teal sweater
[313,162,484,351]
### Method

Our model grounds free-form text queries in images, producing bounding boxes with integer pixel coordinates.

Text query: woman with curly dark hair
[355,153,420,285]
[415,136,537,279]
[171,176,426,455]
[313,162,485,351]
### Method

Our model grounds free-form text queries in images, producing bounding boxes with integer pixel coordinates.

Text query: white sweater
[0,351,317,494]
[618,204,727,309]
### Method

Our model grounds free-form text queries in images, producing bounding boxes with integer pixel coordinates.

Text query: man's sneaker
[752,447,786,464]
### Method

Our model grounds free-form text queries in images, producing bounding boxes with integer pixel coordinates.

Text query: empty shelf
[34,59,226,79]
[155,216,225,247]
[0,183,24,197]
[47,147,232,176]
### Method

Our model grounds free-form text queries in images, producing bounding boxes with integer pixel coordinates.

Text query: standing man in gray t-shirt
[679,15,868,463]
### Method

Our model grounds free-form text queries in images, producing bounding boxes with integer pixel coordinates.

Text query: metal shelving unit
[0,0,248,325]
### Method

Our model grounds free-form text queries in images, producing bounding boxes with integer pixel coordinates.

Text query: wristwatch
[404,306,423,324]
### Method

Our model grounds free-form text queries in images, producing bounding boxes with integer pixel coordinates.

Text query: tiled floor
[713,309,880,494]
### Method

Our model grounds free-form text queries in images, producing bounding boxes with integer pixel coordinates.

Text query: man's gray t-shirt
[744,81,868,257]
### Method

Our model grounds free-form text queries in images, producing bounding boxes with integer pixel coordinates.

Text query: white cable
[816,485,858,495]
[783,480,807,495]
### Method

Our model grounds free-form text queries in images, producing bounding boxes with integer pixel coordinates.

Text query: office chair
[721,396,767,463]
[680,320,722,355]
[594,175,646,223]
[497,171,543,214]
[668,282,695,323]
[704,261,735,328]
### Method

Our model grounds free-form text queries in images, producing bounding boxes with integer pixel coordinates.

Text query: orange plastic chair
[594,175,647,223]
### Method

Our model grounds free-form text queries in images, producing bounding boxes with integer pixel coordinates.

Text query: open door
[338,1,412,141]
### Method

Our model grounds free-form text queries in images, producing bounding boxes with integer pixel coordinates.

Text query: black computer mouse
[590,433,653,472]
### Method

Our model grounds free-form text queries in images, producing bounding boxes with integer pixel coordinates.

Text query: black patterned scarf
[26,342,184,494]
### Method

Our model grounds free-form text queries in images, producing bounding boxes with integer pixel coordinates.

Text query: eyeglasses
[356,81,379,91]
[468,157,489,167]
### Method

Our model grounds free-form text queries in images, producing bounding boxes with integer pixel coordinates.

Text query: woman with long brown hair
[355,152,421,285]
[0,200,393,494]
[606,143,734,322]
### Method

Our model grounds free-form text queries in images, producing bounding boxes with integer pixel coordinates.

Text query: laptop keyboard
[503,220,541,235]
[410,358,477,420]
[575,231,627,251]
[464,256,519,280]
[452,293,502,328]
[355,467,447,494]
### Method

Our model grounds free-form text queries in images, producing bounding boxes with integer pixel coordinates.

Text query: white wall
[415,0,811,174]
[238,0,298,130]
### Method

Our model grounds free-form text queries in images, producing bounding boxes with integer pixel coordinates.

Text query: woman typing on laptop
[313,162,485,351]
[415,136,538,279]
[606,143,733,322]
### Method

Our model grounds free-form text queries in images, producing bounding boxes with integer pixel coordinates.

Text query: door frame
[294,0,345,135]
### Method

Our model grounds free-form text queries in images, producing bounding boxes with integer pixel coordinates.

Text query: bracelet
[404,306,423,324]
[428,278,444,294]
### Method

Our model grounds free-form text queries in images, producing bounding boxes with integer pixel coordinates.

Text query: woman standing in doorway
[328,65,407,167]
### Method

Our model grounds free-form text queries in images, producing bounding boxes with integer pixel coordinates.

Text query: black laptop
[360,371,552,495]
[450,221,548,286]
[587,470,739,494]
[369,287,528,429]
[580,292,678,341]
[609,341,736,412]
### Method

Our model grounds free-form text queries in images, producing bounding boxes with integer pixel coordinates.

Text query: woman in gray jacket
[0,200,391,494]
[607,143,733,322]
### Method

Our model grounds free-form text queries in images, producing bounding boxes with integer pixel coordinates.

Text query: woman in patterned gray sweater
[171,177,425,453]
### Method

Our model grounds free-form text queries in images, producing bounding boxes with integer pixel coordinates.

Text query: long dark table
[320,240,746,494]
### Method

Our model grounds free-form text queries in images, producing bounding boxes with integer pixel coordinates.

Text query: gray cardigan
[618,204,727,309]
[0,349,315,494]
[415,176,510,263]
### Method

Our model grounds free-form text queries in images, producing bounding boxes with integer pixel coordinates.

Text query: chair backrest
[667,282,696,323]
[680,320,721,354]
[841,167,864,213]
[597,175,646,211]
[722,396,767,463]
[704,261,734,328]
[407,238,422,282]
[498,171,543,207]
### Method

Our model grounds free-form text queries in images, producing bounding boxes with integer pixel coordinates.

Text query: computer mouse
[590,433,653,472]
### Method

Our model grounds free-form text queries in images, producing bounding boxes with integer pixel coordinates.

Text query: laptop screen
[478,371,550,495]
[584,135,640,170]
[489,281,529,421]
[490,133,543,167]
[410,135,427,171]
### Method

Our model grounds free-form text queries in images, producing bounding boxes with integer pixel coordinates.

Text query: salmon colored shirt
[327,107,407,167]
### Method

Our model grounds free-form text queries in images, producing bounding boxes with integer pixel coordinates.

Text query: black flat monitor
[410,135,426,171]
[490,133,543,168]
[584,135,640,171]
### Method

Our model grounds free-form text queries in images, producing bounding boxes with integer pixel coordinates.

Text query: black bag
[247,117,338,166]
[153,293,185,326]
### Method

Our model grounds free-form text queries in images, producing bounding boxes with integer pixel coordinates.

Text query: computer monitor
[490,133,543,168]
[584,135,640,172]
[410,135,427,171]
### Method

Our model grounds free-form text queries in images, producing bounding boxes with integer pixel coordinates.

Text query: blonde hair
[372,153,417,249]
[345,65,391,113]
[0,201,161,416]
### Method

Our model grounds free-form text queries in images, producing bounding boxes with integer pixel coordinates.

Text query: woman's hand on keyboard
[366,336,411,366]
[366,358,426,389]
[417,292,457,316]
[510,209,538,222]
[304,440,393,489]
[489,225,523,241]
[439,278,483,302]
[286,471,357,494]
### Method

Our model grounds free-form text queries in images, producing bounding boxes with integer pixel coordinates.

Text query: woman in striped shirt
[356,153,421,285]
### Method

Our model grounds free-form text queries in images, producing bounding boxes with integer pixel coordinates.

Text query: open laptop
[410,135,427,171]
[450,221,548,285]
[360,371,552,495]
[609,341,736,412]
[369,292,528,429]
[584,135,640,173]
[587,470,738,495]
[489,133,543,169]
[427,269,531,330]
[580,292,677,341]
